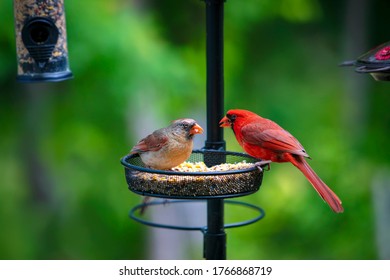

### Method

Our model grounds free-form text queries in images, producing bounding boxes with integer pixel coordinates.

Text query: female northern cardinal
[220,109,343,213]
[130,118,203,214]
[130,118,203,170]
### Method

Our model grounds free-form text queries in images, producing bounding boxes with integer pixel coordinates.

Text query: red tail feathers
[289,155,344,213]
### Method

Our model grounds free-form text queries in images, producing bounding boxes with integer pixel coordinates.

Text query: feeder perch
[341,41,390,81]
[13,0,73,82]
[128,200,265,233]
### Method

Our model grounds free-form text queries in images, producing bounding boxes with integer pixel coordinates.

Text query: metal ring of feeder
[355,65,390,73]
[129,199,265,231]
[121,149,266,198]
[121,149,262,176]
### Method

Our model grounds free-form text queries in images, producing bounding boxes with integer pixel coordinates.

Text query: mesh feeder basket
[121,149,266,199]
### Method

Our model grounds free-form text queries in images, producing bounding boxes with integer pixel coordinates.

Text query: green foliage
[0,0,387,260]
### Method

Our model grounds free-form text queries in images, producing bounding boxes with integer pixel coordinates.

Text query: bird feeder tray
[121,150,266,199]
[341,41,390,81]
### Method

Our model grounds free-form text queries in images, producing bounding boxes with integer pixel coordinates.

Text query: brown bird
[130,118,203,213]
[130,118,203,169]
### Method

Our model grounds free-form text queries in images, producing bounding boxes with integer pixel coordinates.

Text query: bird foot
[254,160,272,172]
[139,197,170,215]
[139,196,151,215]
[162,199,169,207]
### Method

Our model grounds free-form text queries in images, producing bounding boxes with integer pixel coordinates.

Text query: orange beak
[219,116,231,127]
[190,123,204,135]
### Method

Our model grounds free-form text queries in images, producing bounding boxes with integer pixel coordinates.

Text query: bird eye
[182,123,190,129]
[228,114,237,121]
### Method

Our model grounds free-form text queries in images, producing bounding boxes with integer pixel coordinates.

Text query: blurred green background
[1,0,390,260]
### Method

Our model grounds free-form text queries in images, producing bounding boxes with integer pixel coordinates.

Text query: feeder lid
[341,41,390,81]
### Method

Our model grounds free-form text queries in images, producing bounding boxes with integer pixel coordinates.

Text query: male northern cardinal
[130,118,204,169]
[220,109,343,213]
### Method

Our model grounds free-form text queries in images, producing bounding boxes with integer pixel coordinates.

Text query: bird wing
[241,123,309,158]
[130,130,169,154]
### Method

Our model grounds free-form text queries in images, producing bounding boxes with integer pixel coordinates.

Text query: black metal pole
[202,0,227,260]
[204,198,226,259]
[203,0,225,151]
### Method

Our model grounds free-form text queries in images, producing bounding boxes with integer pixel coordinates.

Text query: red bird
[220,109,343,213]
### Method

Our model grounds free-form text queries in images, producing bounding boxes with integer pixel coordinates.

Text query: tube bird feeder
[13,0,73,82]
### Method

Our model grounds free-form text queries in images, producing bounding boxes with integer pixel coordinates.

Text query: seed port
[30,26,50,44]
[21,17,59,64]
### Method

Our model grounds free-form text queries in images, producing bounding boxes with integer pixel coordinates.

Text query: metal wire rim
[120,149,264,176]
[355,65,390,73]
[129,199,265,232]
